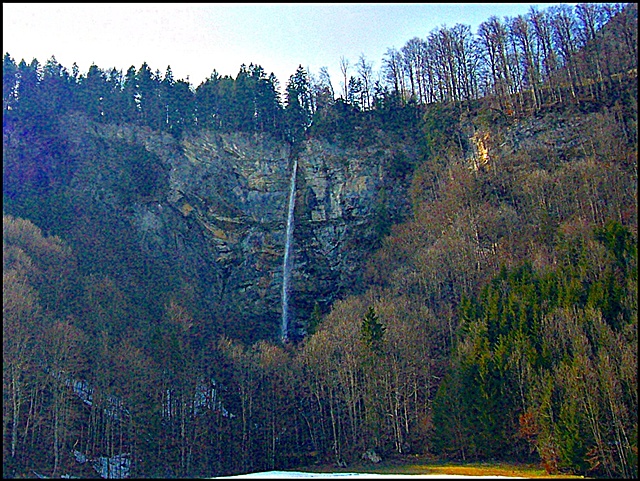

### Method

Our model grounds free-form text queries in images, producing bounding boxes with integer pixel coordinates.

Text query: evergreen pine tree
[3,53,18,114]
[361,306,385,353]
[284,65,312,143]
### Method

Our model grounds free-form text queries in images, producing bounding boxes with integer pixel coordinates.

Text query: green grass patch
[302,456,586,478]
[371,460,585,478]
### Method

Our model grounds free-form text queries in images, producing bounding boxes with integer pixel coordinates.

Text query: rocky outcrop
[170,131,295,340]
[60,115,410,342]
[292,138,401,336]
[460,103,625,175]
[361,448,382,464]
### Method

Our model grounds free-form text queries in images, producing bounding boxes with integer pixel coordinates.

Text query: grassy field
[369,462,585,478]
[301,455,586,478]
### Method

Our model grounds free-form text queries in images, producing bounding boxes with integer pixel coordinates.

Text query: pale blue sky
[3,3,570,94]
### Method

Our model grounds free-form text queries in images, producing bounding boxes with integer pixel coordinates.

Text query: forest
[3,3,637,479]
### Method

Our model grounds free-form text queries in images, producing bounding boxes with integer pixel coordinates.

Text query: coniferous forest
[3,3,637,478]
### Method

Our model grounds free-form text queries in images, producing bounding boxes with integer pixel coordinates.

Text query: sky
[4,3,570,95]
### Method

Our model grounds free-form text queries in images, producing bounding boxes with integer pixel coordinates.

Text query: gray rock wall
[71,120,409,342]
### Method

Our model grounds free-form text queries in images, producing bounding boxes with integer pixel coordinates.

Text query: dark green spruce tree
[284,65,312,144]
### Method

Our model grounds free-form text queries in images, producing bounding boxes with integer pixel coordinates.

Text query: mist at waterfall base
[281,158,298,341]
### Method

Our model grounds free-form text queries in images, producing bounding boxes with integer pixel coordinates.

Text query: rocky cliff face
[292,138,406,336]
[58,115,410,342]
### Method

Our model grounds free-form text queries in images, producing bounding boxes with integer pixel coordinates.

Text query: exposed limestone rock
[54,114,410,342]
[361,448,382,464]
[470,130,491,171]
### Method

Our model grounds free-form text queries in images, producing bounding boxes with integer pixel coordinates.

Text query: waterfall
[281,158,297,341]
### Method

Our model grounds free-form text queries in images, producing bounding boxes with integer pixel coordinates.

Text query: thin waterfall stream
[281,157,297,341]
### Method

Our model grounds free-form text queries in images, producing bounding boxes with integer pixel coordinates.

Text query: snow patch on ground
[212,471,523,479]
